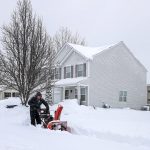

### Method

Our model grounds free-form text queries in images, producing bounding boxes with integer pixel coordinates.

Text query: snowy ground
[0,98,150,150]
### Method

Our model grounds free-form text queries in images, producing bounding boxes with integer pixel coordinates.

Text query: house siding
[54,45,73,65]
[89,44,147,109]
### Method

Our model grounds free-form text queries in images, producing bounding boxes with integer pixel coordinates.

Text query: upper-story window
[51,68,61,80]
[64,66,73,78]
[55,68,61,80]
[75,63,86,77]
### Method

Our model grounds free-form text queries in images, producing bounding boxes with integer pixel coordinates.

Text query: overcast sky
[0,0,150,83]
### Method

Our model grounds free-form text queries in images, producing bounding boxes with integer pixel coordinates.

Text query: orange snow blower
[40,105,69,132]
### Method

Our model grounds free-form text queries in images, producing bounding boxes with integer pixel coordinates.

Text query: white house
[0,85,19,100]
[52,41,147,109]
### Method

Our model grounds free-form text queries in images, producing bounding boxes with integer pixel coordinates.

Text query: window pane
[81,95,85,101]
[78,64,83,71]
[119,91,123,96]
[124,91,127,96]
[81,88,86,95]
[123,96,127,102]
[77,71,82,77]
[66,66,71,73]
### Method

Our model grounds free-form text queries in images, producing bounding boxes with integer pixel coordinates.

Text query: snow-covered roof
[55,77,87,87]
[67,42,120,59]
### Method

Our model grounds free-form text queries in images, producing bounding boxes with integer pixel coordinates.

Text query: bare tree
[0,0,55,105]
[53,27,86,52]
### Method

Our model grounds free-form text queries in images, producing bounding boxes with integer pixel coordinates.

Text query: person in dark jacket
[28,92,49,126]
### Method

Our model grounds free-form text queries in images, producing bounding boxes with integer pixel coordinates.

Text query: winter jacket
[28,96,49,112]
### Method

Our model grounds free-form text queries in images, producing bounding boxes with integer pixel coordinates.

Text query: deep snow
[0,98,150,150]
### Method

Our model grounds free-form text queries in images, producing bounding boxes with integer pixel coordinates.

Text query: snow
[0,98,150,150]
[55,77,87,86]
[68,42,120,59]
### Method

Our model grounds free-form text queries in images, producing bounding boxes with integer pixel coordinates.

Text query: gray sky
[0,0,150,83]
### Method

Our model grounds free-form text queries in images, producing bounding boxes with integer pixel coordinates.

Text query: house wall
[147,85,150,104]
[89,43,147,109]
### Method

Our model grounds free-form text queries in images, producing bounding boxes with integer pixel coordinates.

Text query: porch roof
[55,77,88,87]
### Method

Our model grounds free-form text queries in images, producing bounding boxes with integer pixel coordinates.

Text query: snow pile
[0,97,150,150]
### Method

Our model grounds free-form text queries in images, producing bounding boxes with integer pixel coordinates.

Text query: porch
[53,77,88,105]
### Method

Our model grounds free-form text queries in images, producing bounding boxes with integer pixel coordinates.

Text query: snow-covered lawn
[0,98,150,150]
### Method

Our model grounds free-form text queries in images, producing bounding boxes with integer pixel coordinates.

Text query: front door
[65,88,75,99]
[65,90,69,99]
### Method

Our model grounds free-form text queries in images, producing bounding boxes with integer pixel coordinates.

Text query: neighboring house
[52,41,147,109]
[0,85,19,100]
[147,84,150,104]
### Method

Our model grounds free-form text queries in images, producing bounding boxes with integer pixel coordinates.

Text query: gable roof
[67,42,119,59]
[56,41,147,72]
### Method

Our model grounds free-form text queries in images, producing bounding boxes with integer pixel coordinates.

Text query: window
[55,68,61,80]
[64,66,73,78]
[12,92,19,97]
[4,92,11,98]
[77,64,84,77]
[75,88,78,99]
[119,91,127,102]
[76,63,86,77]
[66,66,71,78]
[51,68,61,80]
[81,88,86,101]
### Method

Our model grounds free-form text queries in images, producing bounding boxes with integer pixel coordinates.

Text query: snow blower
[39,105,70,132]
